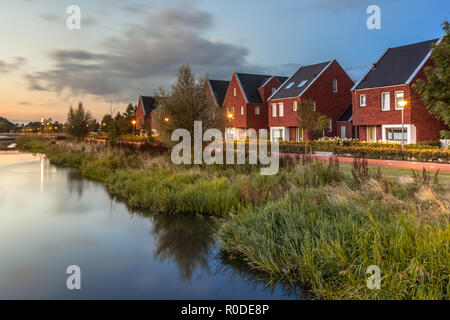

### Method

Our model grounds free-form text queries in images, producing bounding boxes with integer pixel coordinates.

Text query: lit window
[285,82,295,89]
[333,79,338,93]
[381,93,390,111]
[395,91,404,110]
[360,94,366,107]
[233,88,237,97]
[255,106,260,115]
[272,103,277,117]
[231,107,234,118]
[298,80,307,87]
[240,106,244,115]
[278,103,284,117]
[293,101,298,112]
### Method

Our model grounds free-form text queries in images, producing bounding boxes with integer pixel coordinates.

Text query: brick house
[205,79,230,108]
[222,72,288,139]
[268,60,354,141]
[352,38,448,144]
[136,96,160,135]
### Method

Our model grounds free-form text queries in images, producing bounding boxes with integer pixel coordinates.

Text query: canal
[0,151,303,299]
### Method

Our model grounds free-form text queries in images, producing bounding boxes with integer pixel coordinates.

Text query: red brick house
[352,38,448,144]
[222,72,288,139]
[205,79,230,108]
[136,96,159,135]
[268,60,354,141]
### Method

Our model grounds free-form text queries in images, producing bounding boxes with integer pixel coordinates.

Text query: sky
[0,0,448,122]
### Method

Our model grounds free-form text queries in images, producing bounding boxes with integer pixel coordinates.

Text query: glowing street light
[227,113,233,120]
[132,119,137,135]
[164,117,170,123]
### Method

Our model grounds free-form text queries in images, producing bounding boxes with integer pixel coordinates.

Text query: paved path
[280,153,450,172]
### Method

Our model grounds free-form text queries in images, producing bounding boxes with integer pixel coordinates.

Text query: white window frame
[333,79,338,93]
[296,128,303,141]
[328,119,332,132]
[255,106,260,115]
[272,103,277,118]
[240,106,244,116]
[394,91,405,110]
[367,126,377,142]
[293,101,298,112]
[381,92,390,111]
[233,88,237,97]
[382,124,416,144]
[360,94,366,107]
[278,103,284,117]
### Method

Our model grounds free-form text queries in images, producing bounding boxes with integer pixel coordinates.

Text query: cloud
[40,12,98,27]
[26,4,259,102]
[18,101,31,105]
[0,57,26,73]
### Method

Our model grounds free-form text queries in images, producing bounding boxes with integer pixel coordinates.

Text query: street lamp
[132,120,137,135]
[399,100,408,150]
[164,117,169,123]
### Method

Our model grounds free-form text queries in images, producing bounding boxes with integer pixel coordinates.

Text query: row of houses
[137,38,448,144]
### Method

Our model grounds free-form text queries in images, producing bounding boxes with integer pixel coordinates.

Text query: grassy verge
[16,135,449,299]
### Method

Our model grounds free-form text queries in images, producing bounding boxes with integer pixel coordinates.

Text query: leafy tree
[154,64,227,143]
[101,114,114,132]
[0,117,16,133]
[297,100,329,141]
[413,21,450,138]
[65,102,93,140]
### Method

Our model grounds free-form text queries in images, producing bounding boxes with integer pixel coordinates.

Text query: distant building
[136,96,160,135]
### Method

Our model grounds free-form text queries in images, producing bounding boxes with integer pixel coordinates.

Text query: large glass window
[278,103,284,117]
[360,94,366,107]
[386,128,407,142]
[272,104,277,117]
[367,126,377,141]
[395,91,405,110]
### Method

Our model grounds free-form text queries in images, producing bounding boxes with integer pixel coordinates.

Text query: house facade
[336,105,355,139]
[352,38,448,144]
[268,60,354,141]
[136,96,159,135]
[222,72,288,139]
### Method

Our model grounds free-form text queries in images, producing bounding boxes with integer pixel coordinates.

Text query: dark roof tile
[208,80,230,107]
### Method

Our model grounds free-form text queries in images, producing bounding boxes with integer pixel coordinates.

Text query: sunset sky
[0,0,448,122]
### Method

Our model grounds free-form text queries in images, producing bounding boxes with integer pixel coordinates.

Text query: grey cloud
[0,57,27,73]
[26,4,258,102]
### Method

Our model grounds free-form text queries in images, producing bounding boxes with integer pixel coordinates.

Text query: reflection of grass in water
[215,252,308,300]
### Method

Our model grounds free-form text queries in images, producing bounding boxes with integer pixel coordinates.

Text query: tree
[154,64,227,142]
[297,100,329,141]
[101,114,114,132]
[413,21,450,138]
[66,102,93,140]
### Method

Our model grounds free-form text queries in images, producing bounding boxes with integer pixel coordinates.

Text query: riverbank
[16,135,449,300]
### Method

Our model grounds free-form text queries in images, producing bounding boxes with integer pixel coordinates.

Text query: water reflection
[0,152,300,299]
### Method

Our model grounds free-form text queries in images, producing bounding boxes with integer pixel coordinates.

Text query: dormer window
[285,82,295,89]
[298,80,307,87]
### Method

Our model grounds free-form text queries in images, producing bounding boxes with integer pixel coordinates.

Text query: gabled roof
[353,39,440,90]
[235,73,288,104]
[338,105,353,122]
[269,61,333,100]
[208,79,230,107]
[140,96,157,116]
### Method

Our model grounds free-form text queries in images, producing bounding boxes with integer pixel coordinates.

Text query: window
[285,82,295,89]
[271,88,276,94]
[395,91,405,110]
[271,128,284,142]
[255,106,260,115]
[240,106,244,116]
[272,103,277,117]
[386,128,407,142]
[340,126,346,139]
[296,128,303,141]
[333,79,338,93]
[381,92,390,111]
[367,126,377,141]
[328,119,332,132]
[293,101,298,112]
[360,94,366,107]
[231,107,235,119]
[313,101,317,112]
[278,103,284,117]
[233,88,237,97]
[298,80,307,87]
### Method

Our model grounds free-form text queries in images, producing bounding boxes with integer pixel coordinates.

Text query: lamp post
[132,120,137,136]
[399,100,408,150]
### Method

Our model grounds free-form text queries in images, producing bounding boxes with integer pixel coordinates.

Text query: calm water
[0,152,303,300]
